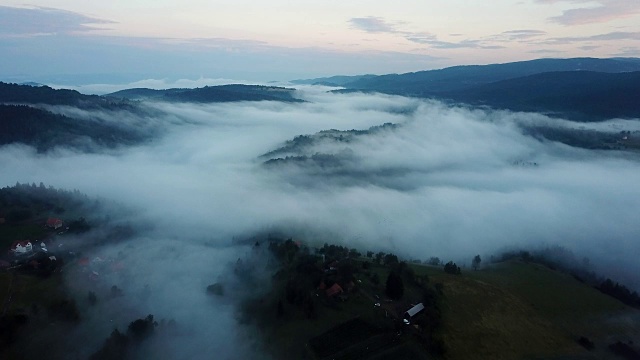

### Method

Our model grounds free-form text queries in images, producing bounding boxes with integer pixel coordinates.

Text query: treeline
[90,315,179,360]
[521,126,626,151]
[0,82,98,106]
[0,82,135,110]
[164,84,303,103]
[597,279,640,309]
[261,122,399,160]
[0,182,92,223]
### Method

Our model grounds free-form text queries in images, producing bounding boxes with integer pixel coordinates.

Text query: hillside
[441,71,640,121]
[424,261,640,360]
[0,105,146,152]
[231,238,640,360]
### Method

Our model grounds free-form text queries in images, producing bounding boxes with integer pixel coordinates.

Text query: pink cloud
[537,0,640,25]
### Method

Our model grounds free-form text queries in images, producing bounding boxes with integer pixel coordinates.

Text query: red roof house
[326,283,344,297]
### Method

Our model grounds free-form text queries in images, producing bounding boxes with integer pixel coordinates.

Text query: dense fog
[1,87,639,358]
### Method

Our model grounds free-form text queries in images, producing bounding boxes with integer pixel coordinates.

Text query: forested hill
[108,84,303,103]
[0,105,145,152]
[440,71,640,121]
[0,82,132,110]
[0,82,302,105]
[290,74,377,87]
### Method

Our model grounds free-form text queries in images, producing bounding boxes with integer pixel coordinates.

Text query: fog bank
[1,89,639,358]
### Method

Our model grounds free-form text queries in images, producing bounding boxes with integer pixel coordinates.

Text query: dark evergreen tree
[385,272,404,300]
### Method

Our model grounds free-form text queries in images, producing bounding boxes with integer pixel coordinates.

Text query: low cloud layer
[1,89,639,358]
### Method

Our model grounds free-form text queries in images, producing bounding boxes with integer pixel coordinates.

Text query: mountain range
[2,57,639,152]
[295,57,640,121]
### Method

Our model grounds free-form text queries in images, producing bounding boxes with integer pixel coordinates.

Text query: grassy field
[0,271,67,313]
[0,223,49,249]
[413,260,640,360]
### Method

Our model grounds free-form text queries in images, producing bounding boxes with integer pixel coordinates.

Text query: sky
[1,0,640,83]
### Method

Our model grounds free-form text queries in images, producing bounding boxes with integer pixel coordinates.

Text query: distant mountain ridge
[299,57,640,121]
[344,58,640,93]
[299,58,640,93]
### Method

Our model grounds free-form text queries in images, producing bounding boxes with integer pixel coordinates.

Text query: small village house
[10,240,33,254]
[46,217,63,229]
[403,303,425,324]
[326,283,344,297]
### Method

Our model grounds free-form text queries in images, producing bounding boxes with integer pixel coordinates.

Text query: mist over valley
[1,61,640,359]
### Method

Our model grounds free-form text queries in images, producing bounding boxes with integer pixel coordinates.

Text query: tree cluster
[0,182,94,226]
[472,255,482,270]
[597,279,640,309]
[90,315,164,360]
[444,261,461,275]
[0,104,144,152]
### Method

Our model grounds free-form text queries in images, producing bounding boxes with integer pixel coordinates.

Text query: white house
[403,303,425,324]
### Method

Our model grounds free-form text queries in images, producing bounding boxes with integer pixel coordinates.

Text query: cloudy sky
[1,0,640,83]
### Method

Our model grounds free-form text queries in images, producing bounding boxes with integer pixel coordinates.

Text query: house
[326,283,344,297]
[324,260,339,273]
[10,240,33,254]
[403,303,425,324]
[46,217,63,229]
